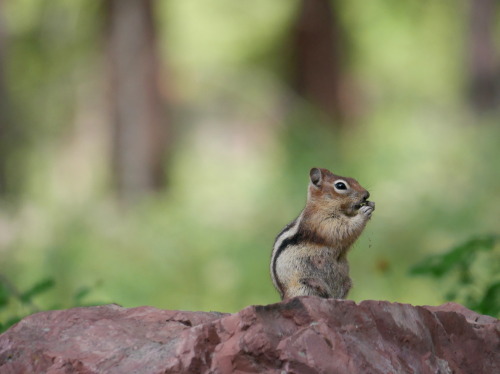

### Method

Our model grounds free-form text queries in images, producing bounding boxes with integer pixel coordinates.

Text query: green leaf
[73,286,91,304]
[445,291,457,301]
[0,282,10,308]
[410,235,498,278]
[20,278,55,303]
[475,281,500,317]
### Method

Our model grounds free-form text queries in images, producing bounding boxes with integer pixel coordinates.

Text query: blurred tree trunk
[292,0,349,124]
[105,0,168,201]
[468,0,500,112]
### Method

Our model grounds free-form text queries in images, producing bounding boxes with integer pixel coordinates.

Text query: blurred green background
[0,0,499,322]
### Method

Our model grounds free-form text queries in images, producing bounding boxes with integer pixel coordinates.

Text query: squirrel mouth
[354,200,375,210]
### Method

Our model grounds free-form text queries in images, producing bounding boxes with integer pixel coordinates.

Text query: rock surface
[0,298,498,373]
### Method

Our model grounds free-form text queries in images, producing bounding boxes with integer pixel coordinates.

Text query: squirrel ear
[310,168,322,187]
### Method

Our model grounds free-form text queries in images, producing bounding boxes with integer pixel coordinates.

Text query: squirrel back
[270,168,375,299]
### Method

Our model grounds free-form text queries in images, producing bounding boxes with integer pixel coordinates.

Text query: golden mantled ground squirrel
[270,167,375,300]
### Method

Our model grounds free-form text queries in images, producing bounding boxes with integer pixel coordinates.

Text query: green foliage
[0,283,9,308]
[0,276,102,333]
[19,278,55,303]
[410,235,500,317]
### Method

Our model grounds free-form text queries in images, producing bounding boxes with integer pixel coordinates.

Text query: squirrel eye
[334,182,347,190]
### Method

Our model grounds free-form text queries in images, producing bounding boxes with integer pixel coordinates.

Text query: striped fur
[270,213,303,298]
[269,168,375,300]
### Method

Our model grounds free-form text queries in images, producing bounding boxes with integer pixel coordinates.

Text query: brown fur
[270,168,375,299]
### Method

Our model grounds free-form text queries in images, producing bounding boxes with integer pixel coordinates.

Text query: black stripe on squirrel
[270,167,375,300]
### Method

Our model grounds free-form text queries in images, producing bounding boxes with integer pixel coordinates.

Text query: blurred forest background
[0,0,499,325]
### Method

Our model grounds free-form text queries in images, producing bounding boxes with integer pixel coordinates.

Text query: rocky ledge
[0,297,498,373]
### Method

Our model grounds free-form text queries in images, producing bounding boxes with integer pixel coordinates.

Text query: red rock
[0,298,498,373]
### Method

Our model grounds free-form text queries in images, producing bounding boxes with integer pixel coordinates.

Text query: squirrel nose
[363,192,370,201]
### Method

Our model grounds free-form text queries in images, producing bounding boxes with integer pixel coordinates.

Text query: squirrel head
[307,167,372,217]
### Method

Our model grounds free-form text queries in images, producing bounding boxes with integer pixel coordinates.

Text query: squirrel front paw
[359,201,375,218]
